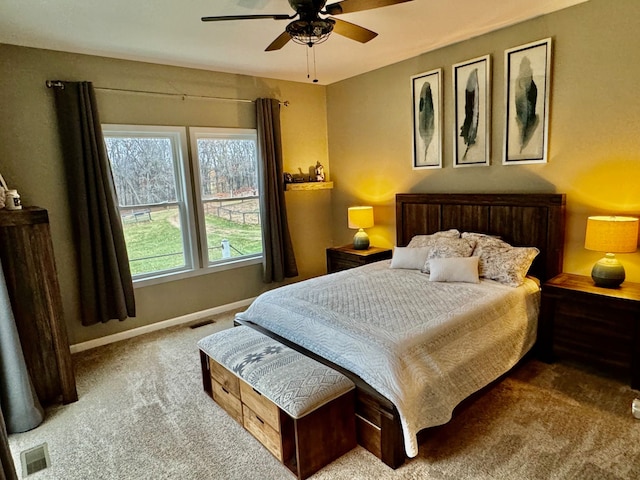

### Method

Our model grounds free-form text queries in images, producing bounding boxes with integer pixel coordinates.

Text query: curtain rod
[45,80,289,107]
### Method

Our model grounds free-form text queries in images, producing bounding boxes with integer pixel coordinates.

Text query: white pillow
[390,246,431,269]
[428,256,480,283]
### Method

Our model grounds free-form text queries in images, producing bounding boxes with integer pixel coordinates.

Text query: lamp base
[353,229,370,250]
[591,253,625,288]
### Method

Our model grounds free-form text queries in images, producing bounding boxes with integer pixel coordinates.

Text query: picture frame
[503,38,552,165]
[411,68,442,169]
[452,55,491,167]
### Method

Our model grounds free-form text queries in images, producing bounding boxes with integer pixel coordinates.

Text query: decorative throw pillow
[474,244,540,287]
[428,256,480,283]
[421,237,476,273]
[407,229,460,248]
[461,232,505,248]
[389,246,431,269]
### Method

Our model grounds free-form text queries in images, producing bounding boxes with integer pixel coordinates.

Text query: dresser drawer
[209,358,240,397]
[243,404,283,461]
[212,379,242,424]
[240,380,280,431]
[554,300,634,369]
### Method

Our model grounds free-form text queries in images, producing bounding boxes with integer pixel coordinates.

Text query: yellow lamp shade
[584,216,638,253]
[348,206,374,229]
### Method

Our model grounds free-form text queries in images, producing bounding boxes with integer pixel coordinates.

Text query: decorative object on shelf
[0,173,18,210]
[411,68,442,169]
[315,161,325,182]
[504,37,552,165]
[584,215,639,288]
[348,206,374,250]
[453,55,491,167]
[4,190,21,211]
[295,167,310,182]
[283,172,293,184]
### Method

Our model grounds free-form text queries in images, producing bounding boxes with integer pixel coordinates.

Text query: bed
[234,193,566,468]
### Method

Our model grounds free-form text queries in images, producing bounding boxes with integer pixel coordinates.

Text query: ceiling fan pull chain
[312,46,319,83]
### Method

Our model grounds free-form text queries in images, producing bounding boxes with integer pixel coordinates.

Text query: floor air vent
[20,443,50,477]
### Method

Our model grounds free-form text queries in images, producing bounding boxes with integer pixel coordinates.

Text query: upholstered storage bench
[198,326,356,480]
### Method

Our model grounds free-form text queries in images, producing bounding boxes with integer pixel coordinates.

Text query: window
[103,124,262,284]
[190,128,262,265]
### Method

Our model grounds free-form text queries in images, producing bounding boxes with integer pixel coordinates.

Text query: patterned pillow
[474,243,540,287]
[461,232,505,248]
[407,229,460,248]
[421,237,476,273]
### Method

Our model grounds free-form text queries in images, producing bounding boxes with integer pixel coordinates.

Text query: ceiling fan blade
[201,14,291,22]
[324,0,412,16]
[265,31,292,51]
[331,17,378,43]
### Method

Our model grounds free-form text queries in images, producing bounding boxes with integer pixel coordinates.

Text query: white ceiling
[0,0,586,85]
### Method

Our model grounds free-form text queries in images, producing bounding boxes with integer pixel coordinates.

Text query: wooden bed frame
[230,193,566,469]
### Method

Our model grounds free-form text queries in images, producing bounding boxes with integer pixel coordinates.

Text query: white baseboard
[70,297,255,354]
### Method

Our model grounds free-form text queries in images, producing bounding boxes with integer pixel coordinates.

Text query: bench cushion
[198,326,354,419]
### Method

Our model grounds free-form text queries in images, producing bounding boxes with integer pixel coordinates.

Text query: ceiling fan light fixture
[286,19,335,47]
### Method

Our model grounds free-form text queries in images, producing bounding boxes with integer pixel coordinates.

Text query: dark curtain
[256,98,298,283]
[52,81,135,325]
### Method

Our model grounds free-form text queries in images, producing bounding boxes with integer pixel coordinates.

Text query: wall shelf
[285,181,333,191]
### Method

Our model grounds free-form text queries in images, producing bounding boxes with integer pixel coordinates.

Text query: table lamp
[584,215,639,288]
[348,206,374,250]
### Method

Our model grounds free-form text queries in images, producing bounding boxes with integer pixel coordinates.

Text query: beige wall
[2,0,640,345]
[0,45,331,344]
[326,0,640,282]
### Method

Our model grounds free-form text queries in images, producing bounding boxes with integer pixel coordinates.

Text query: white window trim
[189,126,263,267]
[103,124,263,287]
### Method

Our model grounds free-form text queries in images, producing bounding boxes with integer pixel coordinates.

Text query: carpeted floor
[8,309,640,479]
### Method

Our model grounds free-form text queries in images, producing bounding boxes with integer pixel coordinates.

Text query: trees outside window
[103,125,262,283]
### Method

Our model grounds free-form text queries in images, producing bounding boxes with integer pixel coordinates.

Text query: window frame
[189,127,263,267]
[102,124,263,288]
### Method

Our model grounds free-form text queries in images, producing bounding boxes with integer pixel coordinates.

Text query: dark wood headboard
[396,193,566,282]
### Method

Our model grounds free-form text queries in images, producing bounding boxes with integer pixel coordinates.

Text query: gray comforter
[235,261,540,457]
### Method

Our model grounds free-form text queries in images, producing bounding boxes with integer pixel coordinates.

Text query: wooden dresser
[0,207,77,405]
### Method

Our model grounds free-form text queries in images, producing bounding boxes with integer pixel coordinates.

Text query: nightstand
[539,273,640,389]
[326,245,392,274]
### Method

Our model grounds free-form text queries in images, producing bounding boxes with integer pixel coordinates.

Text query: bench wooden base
[200,351,356,479]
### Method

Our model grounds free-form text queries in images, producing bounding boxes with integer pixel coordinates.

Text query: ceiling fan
[202,0,414,51]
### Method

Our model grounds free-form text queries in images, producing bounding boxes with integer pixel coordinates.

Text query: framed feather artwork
[411,68,442,169]
[504,38,552,165]
[453,55,491,167]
